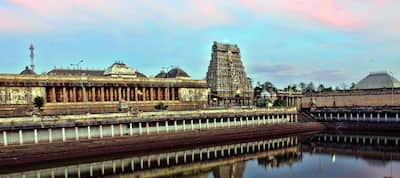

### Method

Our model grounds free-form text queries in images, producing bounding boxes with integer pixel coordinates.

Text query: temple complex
[0,61,208,117]
[206,42,253,107]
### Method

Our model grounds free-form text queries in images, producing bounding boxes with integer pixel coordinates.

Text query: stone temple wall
[302,88,400,109]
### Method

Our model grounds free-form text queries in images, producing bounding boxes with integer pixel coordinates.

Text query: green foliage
[273,99,287,107]
[33,96,44,110]
[256,98,271,108]
[154,102,166,110]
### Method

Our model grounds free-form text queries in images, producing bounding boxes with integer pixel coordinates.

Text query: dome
[104,62,137,78]
[20,66,36,75]
[155,70,167,78]
[166,67,190,79]
[354,72,400,89]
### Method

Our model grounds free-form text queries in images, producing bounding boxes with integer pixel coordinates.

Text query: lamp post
[162,65,174,110]
[71,60,89,114]
[389,71,394,106]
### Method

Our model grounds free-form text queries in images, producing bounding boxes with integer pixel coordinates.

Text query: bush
[273,99,287,107]
[33,96,44,110]
[154,102,166,110]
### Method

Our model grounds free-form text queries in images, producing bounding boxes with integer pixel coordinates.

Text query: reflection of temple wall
[0,136,298,178]
[302,134,400,161]
[213,161,246,178]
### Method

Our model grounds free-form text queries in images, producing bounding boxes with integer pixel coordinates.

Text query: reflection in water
[1,136,298,178]
[1,133,400,178]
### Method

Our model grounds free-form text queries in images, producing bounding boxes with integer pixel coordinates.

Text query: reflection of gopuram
[257,151,302,169]
[213,162,246,178]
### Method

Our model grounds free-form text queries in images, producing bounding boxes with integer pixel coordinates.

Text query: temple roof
[354,72,400,89]
[104,62,136,77]
[48,69,104,76]
[20,66,36,75]
[155,67,190,79]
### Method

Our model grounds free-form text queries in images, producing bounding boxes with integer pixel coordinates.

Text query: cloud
[0,0,234,33]
[249,61,347,83]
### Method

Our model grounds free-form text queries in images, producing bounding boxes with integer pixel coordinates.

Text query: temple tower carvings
[206,41,253,106]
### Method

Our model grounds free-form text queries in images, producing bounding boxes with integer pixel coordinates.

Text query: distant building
[206,41,253,107]
[354,72,400,90]
[302,72,400,109]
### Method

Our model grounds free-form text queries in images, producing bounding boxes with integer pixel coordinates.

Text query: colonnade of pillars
[316,112,400,122]
[0,114,297,146]
[1,136,297,178]
[45,86,179,103]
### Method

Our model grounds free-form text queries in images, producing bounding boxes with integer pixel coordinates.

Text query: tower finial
[29,44,35,72]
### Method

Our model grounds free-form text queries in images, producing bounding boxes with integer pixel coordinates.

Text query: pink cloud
[239,0,365,29]
[280,0,364,29]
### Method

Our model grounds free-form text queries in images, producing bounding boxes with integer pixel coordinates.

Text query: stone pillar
[165,120,169,132]
[397,113,399,122]
[34,129,38,144]
[111,125,115,137]
[156,122,159,133]
[150,87,154,101]
[146,122,150,134]
[62,128,66,142]
[88,126,91,139]
[199,119,202,129]
[118,87,122,101]
[344,113,347,120]
[100,125,103,138]
[135,87,139,101]
[157,87,162,100]
[129,123,133,136]
[384,113,387,122]
[127,87,131,101]
[91,87,96,102]
[206,119,209,129]
[101,87,105,102]
[337,113,340,120]
[63,87,68,103]
[330,113,333,120]
[174,120,178,132]
[183,120,186,131]
[83,87,87,102]
[164,87,168,101]
[48,128,53,143]
[75,127,79,140]
[377,113,381,122]
[139,123,143,135]
[72,87,77,102]
[142,88,146,101]
[171,87,175,101]
[19,130,23,145]
[295,114,298,122]
[370,113,373,121]
[191,120,194,130]
[51,87,56,103]
[110,87,114,101]
[350,113,353,120]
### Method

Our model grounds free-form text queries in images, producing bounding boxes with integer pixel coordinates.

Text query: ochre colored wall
[302,89,400,108]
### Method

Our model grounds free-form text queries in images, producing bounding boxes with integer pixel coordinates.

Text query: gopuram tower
[206,41,253,107]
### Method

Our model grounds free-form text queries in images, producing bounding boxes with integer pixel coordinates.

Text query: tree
[350,82,356,90]
[299,82,306,91]
[33,96,44,111]
[317,84,325,92]
[305,82,316,92]
[273,99,287,107]
[154,102,166,110]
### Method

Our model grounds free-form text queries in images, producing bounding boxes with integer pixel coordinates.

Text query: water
[1,133,400,178]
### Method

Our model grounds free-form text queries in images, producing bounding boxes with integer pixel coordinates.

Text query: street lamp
[162,65,174,110]
[389,71,395,106]
[71,60,89,114]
